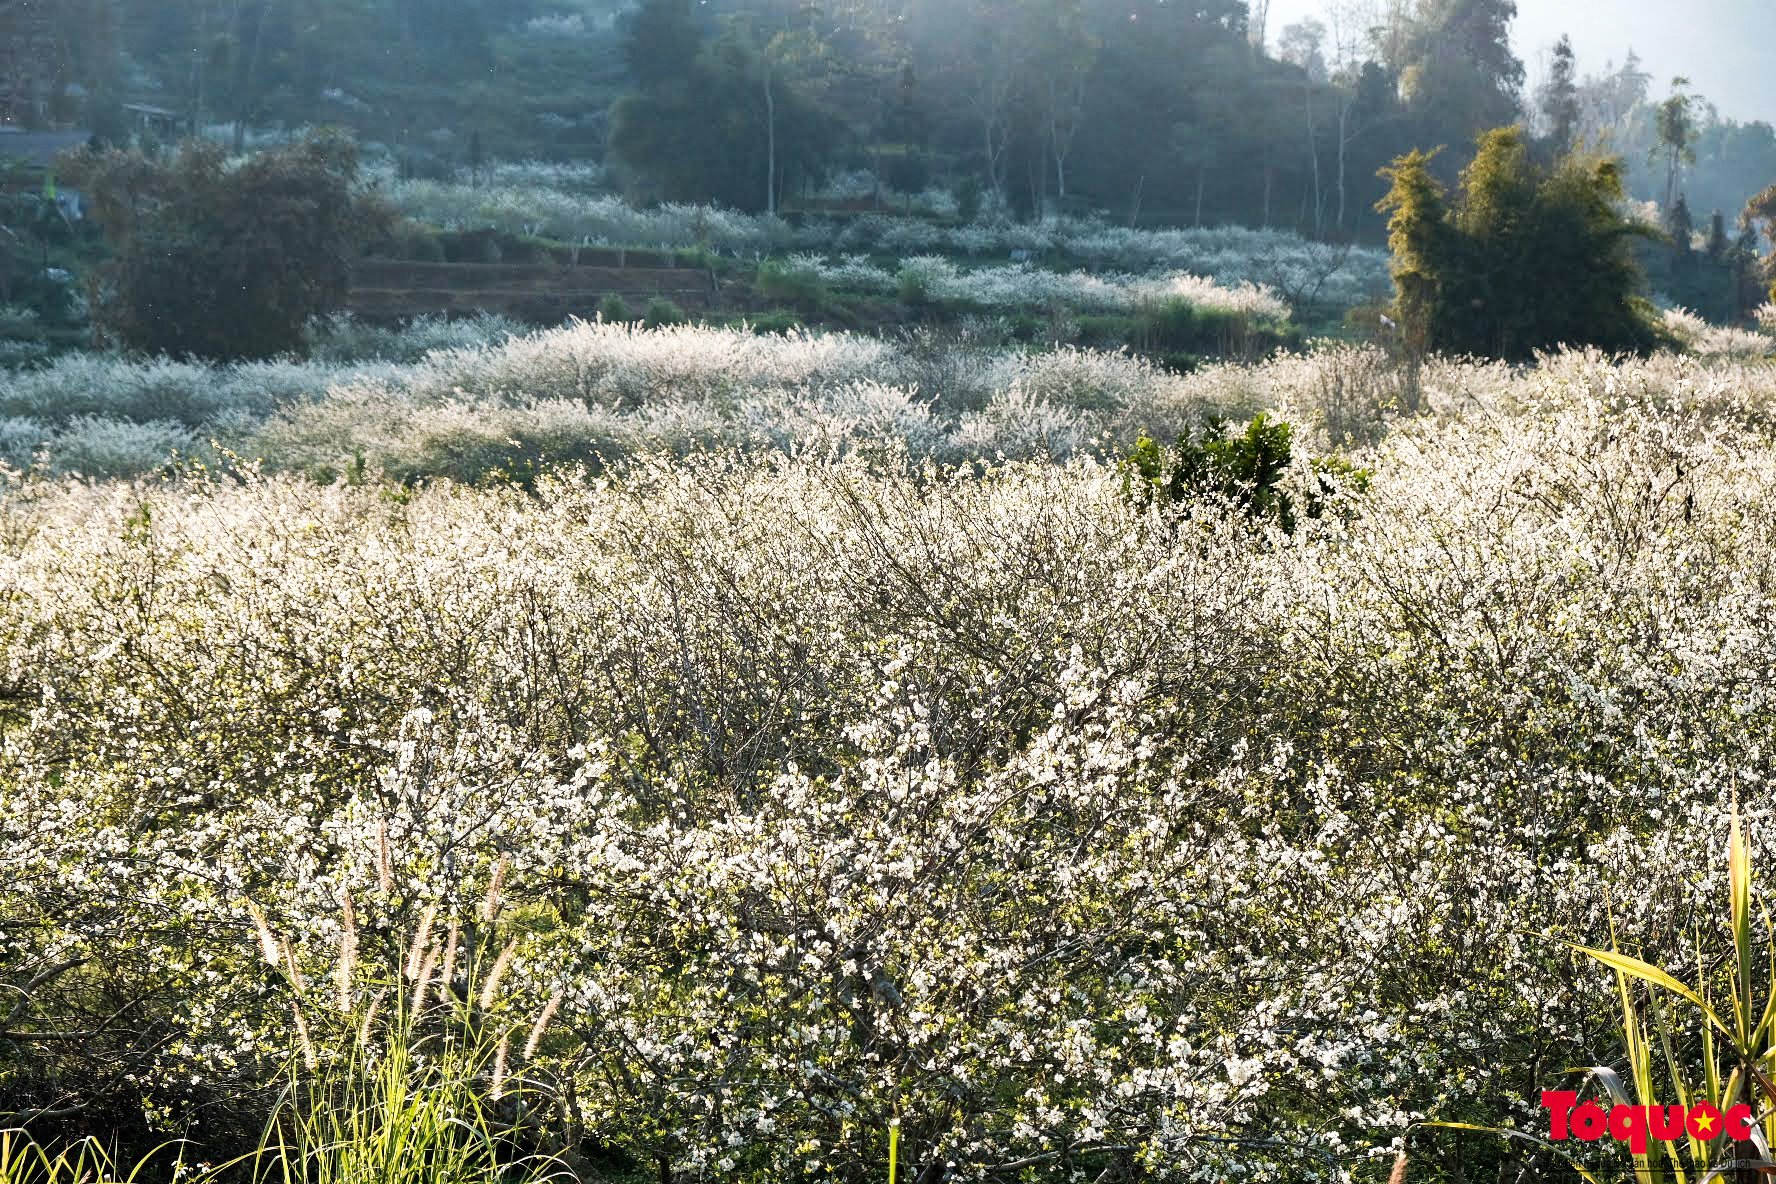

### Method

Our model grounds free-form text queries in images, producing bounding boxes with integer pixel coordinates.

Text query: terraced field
[347,260,720,321]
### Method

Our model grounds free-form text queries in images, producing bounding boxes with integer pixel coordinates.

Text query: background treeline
[7,0,1774,244]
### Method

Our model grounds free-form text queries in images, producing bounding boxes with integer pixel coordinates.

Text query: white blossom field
[4,336,1776,1180]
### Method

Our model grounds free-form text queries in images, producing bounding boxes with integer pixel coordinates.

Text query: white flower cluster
[811,216,1392,309]
[480,159,610,192]
[804,174,963,219]
[1660,306,1776,358]
[5,363,1776,1176]
[377,176,1389,310]
[378,179,798,253]
[784,253,1291,321]
[9,321,1776,485]
[303,312,525,364]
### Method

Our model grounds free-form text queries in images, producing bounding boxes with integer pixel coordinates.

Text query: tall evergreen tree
[1537,35,1580,156]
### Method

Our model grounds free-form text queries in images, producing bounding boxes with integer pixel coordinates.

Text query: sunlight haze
[1262,0,1775,123]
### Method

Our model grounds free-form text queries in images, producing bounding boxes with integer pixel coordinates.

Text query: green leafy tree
[1652,77,1699,213]
[67,130,387,361]
[1377,126,1662,361]
[611,23,845,214]
[1392,0,1525,149]
[879,62,931,201]
[620,0,704,89]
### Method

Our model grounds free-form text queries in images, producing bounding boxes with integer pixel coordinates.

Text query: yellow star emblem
[1696,1112,1717,1136]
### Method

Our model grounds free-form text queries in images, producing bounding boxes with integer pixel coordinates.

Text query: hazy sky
[1259,0,1776,124]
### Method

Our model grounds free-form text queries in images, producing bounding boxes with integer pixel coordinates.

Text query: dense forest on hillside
[5,0,1774,243]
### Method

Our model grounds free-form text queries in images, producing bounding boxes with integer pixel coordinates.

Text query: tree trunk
[1048,78,1068,203]
[236,0,276,154]
[765,64,776,217]
[983,119,999,205]
[1335,99,1350,232]
[1304,84,1322,236]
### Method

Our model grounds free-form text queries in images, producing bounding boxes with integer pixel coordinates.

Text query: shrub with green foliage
[642,297,687,328]
[66,131,388,362]
[745,309,803,334]
[1120,412,1295,525]
[1378,128,1663,361]
[895,265,933,309]
[1121,413,1370,531]
[1129,297,1291,365]
[755,258,830,313]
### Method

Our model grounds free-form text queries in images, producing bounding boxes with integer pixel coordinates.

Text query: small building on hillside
[0,128,93,221]
[123,104,186,139]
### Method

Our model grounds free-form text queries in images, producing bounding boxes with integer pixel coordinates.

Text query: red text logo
[1542,1091,1753,1153]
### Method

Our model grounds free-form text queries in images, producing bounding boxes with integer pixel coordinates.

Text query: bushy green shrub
[1121,412,1369,531]
[1377,128,1663,361]
[1129,298,1290,364]
[642,297,687,328]
[755,258,830,313]
[66,131,388,362]
[374,219,447,263]
[747,309,803,335]
[0,306,41,340]
[1121,412,1296,522]
[1074,313,1138,347]
[439,227,509,264]
[598,294,633,324]
[1132,297,1204,353]
[954,176,984,223]
[896,266,933,308]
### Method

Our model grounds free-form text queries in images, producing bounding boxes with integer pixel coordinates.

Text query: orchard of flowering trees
[2,324,1776,1179]
[6,0,1776,1180]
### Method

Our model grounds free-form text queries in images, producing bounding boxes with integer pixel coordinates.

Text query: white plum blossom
[4,337,1776,1180]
